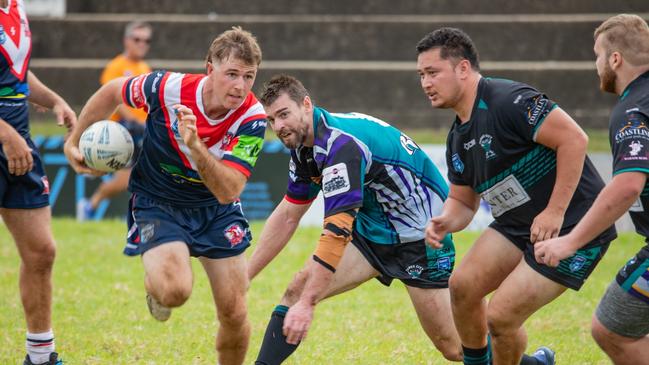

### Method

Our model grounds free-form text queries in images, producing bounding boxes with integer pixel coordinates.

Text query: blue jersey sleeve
[221,117,267,178]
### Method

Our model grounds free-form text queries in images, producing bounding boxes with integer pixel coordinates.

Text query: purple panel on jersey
[324,188,362,216]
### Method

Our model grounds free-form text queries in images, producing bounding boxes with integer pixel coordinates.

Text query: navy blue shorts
[0,103,50,209]
[125,194,251,259]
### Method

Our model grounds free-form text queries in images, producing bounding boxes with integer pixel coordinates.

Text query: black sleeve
[497,85,557,144]
[611,109,649,175]
[445,128,468,185]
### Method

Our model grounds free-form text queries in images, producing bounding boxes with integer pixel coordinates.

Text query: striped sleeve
[121,71,166,113]
[221,107,267,178]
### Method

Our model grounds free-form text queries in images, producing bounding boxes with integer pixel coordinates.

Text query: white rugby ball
[78,121,134,172]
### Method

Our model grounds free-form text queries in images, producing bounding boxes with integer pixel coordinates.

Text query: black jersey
[609,70,649,240]
[446,77,606,227]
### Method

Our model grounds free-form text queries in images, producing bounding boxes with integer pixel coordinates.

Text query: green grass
[0,219,641,364]
[29,121,613,153]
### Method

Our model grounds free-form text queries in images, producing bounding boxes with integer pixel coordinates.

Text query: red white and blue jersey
[122,71,267,207]
[0,0,30,101]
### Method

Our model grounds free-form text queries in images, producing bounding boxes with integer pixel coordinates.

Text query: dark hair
[259,74,310,107]
[416,27,480,71]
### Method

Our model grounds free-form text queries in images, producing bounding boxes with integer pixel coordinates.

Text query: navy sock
[255,305,299,365]
[463,345,490,365]
[519,354,542,365]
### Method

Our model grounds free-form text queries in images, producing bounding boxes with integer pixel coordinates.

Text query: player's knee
[437,341,463,362]
[486,306,516,337]
[591,316,616,350]
[23,240,56,274]
[159,282,192,307]
[218,305,248,329]
[448,271,473,304]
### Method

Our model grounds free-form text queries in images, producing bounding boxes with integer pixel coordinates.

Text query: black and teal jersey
[610,70,649,239]
[286,107,448,244]
[446,77,606,227]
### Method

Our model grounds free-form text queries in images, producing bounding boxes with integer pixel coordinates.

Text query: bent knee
[449,272,480,304]
[437,341,463,362]
[486,307,519,337]
[159,284,192,307]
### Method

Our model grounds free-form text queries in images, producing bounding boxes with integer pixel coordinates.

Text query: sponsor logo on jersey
[406,264,424,279]
[615,113,649,143]
[252,120,267,130]
[463,139,476,150]
[0,25,6,45]
[526,95,548,126]
[322,162,351,197]
[288,159,297,182]
[629,140,644,156]
[479,134,497,160]
[480,175,531,217]
[569,255,587,272]
[400,134,419,155]
[451,153,464,173]
[224,223,245,246]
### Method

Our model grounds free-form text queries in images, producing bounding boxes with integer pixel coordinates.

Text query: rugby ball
[78,121,134,172]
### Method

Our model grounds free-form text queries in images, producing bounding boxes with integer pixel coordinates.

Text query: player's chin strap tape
[313,210,357,273]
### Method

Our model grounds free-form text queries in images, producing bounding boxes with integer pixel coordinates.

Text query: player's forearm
[248,201,303,279]
[26,71,65,109]
[546,136,588,214]
[0,117,17,142]
[300,259,335,306]
[189,143,245,204]
[115,104,138,122]
[566,177,639,247]
[442,196,478,232]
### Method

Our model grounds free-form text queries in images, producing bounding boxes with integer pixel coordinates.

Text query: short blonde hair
[594,14,649,66]
[205,26,262,66]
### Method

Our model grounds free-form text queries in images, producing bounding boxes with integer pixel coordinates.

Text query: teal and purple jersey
[286,107,448,244]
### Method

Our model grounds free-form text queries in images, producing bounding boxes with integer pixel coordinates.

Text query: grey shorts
[595,281,649,338]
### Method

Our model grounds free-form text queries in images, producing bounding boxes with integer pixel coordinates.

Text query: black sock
[463,345,490,365]
[519,354,542,365]
[255,305,299,365]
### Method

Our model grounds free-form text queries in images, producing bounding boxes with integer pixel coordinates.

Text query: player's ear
[609,51,623,71]
[206,61,214,75]
[303,95,313,112]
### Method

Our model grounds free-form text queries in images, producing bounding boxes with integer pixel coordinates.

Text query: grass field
[0,219,643,364]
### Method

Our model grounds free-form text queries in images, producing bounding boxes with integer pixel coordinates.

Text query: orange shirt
[100,54,151,123]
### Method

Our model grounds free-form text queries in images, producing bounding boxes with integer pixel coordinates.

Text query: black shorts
[489,221,616,290]
[351,230,455,289]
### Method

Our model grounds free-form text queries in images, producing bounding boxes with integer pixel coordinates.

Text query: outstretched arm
[248,197,313,280]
